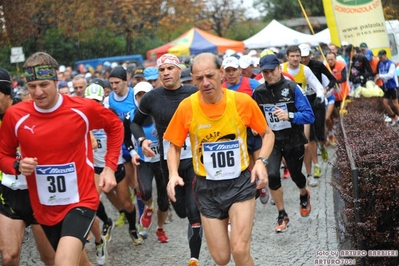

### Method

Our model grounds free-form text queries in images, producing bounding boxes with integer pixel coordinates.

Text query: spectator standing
[375,49,399,126]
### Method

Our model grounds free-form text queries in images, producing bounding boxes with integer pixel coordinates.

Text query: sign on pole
[10,54,25,63]
[11,47,23,56]
[10,46,25,64]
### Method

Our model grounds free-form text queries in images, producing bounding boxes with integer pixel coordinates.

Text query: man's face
[63,70,71,81]
[57,72,64,81]
[191,61,222,100]
[223,67,241,86]
[329,45,338,54]
[326,54,336,68]
[182,80,194,85]
[72,79,86,98]
[262,66,282,85]
[241,65,254,78]
[0,91,10,114]
[109,77,128,96]
[147,78,161,88]
[301,55,311,66]
[132,77,145,87]
[59,87,70,95]
[27,80,59,109]
[158,64,181,90]
[135,91,147,105]
[287,51,301,68]
[104,87,112,97]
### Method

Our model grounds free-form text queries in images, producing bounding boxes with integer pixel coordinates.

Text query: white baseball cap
[134,81,153,96]
[239,55,256,69]
[298,43,311,57]
[85,84,104,102]
[222,56,240,69]
[133,81,152,107]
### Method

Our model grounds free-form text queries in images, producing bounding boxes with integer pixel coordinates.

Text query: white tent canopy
[313,28,331,45]
[243,20,325,49]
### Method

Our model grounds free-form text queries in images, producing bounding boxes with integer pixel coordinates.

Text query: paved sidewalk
[18,146,339,266]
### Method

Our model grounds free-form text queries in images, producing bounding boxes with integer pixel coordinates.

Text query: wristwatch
[257,157,269,167]
[288,112,294,121]
[13,160,21,175]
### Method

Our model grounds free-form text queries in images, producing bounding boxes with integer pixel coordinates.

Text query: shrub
[333,97,399,266]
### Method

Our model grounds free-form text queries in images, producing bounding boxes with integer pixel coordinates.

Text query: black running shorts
[41,207,96,251]
[194,169,256,220]
[383,88,398,100]
[94,164,126,184]
[307,94,326,142]
[246,128,262,154]
[0,184,37,226]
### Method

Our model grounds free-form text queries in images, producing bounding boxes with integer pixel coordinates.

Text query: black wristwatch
[257,157,269,167]
[13,160,21,175]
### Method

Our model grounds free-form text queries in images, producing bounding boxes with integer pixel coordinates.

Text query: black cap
[102,79,111,89]
[359,42,368,49]
[109,66,127,81]
[0,67,12,95]
[90,78,105,88]
[180,68,192,82]
[378,49,387,57]
[259,55,280,71]
[345,44,353,54]
[133,68,145,78]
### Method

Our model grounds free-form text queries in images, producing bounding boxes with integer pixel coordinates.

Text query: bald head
[191,53,221,74]
[190,53,223,104]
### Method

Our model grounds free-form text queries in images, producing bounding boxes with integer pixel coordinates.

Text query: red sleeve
[0,110,21,175]
[88,101,123,171]
[282,72,295,81]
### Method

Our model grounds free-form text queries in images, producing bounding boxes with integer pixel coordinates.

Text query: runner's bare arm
[166,143,184,202]
[251,128,274,189]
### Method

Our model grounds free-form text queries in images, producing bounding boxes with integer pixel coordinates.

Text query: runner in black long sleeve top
[130,54,202,264]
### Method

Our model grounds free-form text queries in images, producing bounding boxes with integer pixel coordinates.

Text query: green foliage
[253,0,325,21]
[225,19,266,41]
[2,0,398,72]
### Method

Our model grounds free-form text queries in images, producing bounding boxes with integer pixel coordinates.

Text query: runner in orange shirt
[165,53,275,266]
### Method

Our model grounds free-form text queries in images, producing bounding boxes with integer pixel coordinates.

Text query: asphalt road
[18,146,339,266]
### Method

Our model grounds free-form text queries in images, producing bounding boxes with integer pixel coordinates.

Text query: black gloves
[314,97,324,108]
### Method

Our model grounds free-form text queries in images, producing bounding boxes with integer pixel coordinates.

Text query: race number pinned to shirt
[163,135,192,160]
[144,141,160,162]
[1,173,28,190]
[35,163,79,206]
[262,103,292,131]
[202,140,241,180]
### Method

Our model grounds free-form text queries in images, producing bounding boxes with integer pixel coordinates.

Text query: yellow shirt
[283,63,307,92]
[164,88,268,178]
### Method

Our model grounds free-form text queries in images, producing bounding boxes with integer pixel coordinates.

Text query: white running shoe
[307,175,319,187]
[96,236,108,265]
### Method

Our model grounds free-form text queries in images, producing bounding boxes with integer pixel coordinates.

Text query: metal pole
[340,115,365,266]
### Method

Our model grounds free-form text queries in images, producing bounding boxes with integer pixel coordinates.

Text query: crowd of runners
[0,39,397,266]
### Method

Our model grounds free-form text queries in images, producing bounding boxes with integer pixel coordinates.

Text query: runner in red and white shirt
[0,52,123,266]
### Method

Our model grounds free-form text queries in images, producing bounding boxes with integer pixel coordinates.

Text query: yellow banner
[323,0,391,58]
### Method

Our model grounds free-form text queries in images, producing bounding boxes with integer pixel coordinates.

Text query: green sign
[336,0,373,6]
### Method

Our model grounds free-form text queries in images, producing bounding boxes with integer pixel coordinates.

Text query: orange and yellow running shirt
[164,88,267,179]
